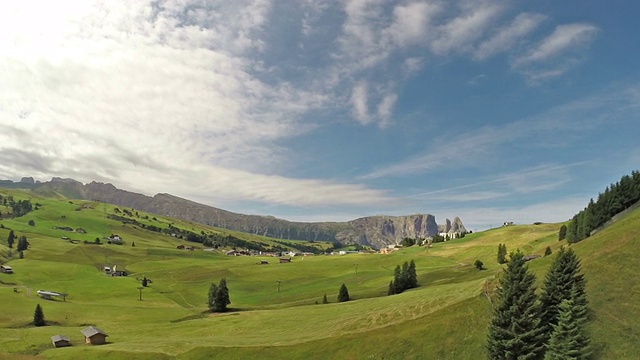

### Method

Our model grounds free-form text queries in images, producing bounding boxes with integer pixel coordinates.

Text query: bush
[474,260,484,270]
[28,220,35,226]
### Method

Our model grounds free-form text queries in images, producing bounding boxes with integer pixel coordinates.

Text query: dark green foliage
[390,260,418,295]
[401,237,416,247]
[544,246,552,256]
[544,298,590,360]
[142,277,150,287]
[558,225,567,240]
[7,230,15,248]
[209,278,231,312]
[407,260,418,288]
[10,199,33,217]
[539,247,588,347]
[487,251,545,359]
[497,244,507,264]
[207,283,218,310]
[338,283,350,302]
[19,251,24,259]
[322,293,328,304]
[34,304,45,326]
[16,236,29,252]
[387,281,395,295]
[28,219,35,226]
[567,170,640,243]
[474,260,484,270]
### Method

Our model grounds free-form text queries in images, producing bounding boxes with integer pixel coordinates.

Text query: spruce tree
[393,265,404,293]
[322,293,328,304]
[338,283,350,302]
[34,304,45,326]
[214,278,231,312]
[487,251,545,359]
[558,225,567,241]
[407,260,418,289]
[544,298,590,360]
[388,280,396,295]
[7,230,15,248]
[207,283,218,311]
[539,247,587,346]
[497,244,507,264]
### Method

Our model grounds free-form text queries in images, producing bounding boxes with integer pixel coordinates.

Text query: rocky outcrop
[438,217,467,235]
[22,178,461,249]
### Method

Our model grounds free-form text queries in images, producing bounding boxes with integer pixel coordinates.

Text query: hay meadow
[0,189,638,359]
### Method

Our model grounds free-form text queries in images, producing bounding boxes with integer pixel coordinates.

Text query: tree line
[565,170,640,243]
[487,248,589,359]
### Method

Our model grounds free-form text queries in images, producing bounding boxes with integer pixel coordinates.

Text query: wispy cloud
[513,23,599,80]
[474,12,546,60]
[362,84,639,180]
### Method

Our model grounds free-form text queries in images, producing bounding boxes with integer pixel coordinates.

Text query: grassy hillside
[0,188,638,359]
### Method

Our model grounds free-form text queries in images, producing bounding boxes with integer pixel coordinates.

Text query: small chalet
[523,254,541,262]
[51,335,72,348]
[0,265,13,274]
[81,326,108,345]
[279,257,292,263]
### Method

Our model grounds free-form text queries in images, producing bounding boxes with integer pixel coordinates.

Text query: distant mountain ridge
[0,177,466,249]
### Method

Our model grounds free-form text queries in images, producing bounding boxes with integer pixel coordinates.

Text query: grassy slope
[0,188,639,359]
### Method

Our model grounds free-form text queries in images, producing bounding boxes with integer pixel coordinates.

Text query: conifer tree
[544,298,590,360]
[558,225,567,241]
[487,251,544,359]
[7,230,15,248]
[207,283,218,311]
[407,260,418,289]
[322,293,328,304]
[393,265,404,293]
[34,304,45,326]
[16,236,29,252]
[497,244,507,264]
[387,281,395,295]
[539,247,587,346]
[338,283,350,302]
[214,278,231,312]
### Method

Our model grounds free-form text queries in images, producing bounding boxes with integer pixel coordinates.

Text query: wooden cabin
[81,326,108,345]
[51,335,72,348]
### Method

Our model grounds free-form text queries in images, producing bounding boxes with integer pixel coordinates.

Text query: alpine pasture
[0,188,639,359]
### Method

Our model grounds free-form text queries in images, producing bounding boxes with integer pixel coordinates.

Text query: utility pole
[276,280,281,293]
[137,287,144,301]
[355,263,359,275]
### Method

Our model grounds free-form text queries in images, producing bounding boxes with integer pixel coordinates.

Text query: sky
[1,0,639,231]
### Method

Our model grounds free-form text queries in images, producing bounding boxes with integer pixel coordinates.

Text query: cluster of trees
[496,243,507,264]
[565,171,640,243]
[208,278,231,312]
[388,260,418,295]
[487,248,590,359]
[6,230,29,252]
[0,196,33,218]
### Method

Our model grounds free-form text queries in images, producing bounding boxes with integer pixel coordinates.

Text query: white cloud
[0,0,398,208]
[431,2,503,55]
[474,12,546,60]
[514,23,599,66]
[350,81,371,125]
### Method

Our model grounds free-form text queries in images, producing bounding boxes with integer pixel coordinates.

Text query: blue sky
[1,0,639,230]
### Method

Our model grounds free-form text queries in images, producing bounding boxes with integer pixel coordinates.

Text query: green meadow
[0,189,639,359]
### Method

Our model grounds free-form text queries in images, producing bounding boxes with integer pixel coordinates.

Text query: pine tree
[544,298,590,360]
[487,251,545,359]
[16,236,29,252]
[207,283,218,311]
[539,247,587,346]
[393,265,404,293]
[558,225,567,241]
[322,293,328,304]
[7,230,15,248]
[213,278,231,312]
[338,283,350,302]
[497,244,507,264]
[34,304,45,326]
[407,260,418,289]
[544,246,552,256]
[387,281,395,295]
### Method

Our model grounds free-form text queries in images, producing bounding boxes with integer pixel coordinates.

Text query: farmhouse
[0,265,13,274]
[81,326,108,345]
[279,257,292,263]
[51,335,72,348]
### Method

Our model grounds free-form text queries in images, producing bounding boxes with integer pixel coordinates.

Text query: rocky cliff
[2,178,462,249]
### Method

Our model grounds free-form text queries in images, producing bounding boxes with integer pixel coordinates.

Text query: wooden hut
[51,335,72,348]
[81,326,108,345]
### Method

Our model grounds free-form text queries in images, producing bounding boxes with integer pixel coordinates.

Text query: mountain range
[0,177,466,249]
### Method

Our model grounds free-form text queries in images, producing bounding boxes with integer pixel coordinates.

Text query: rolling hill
[0,186,638,359]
